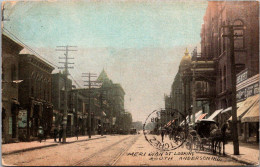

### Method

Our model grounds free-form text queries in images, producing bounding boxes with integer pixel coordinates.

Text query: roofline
[20,53,55,70]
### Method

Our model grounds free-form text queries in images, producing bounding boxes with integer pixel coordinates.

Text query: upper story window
[219,69,222,93]
[233,20,245,49]
[221,21,227,53]
[11,64,17,81]
[223,65,227,90]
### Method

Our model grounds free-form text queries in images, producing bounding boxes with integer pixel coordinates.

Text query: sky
[3,0,207,122]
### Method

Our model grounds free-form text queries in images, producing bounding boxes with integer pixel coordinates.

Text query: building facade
[52,72,74,136]
[19,54,54,140]
[2,34,23,143]
[200,1,259,111]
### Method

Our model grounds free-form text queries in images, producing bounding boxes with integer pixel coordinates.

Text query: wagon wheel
[193,137,200,152]
[217,141,222,154]
[185,134,193,151]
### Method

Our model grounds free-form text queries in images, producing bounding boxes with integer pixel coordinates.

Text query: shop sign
[237,82,259,102]
[236,69,248,84]
[18,110,27,128]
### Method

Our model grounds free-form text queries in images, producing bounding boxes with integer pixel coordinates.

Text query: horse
[210,123,228,155]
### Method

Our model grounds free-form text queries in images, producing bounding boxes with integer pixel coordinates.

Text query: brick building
[19,54,54,140]
[200,1,259,111]
[70,89,88,135]
[51,72,73,136]
[197,1,259,142]
[2,34,23,143]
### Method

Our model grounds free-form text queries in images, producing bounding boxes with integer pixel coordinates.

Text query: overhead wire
[2,27,59,68]
[3,27,89,88]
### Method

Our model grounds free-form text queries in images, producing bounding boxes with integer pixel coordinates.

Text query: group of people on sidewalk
[38,125,80,143]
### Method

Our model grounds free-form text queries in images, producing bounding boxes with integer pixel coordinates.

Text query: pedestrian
[98,124,101,135]
[59,126,63,143]
[43,124,47,141]
[161,129,165,143]
[75,126,79,140]
[38,126,44,143]
[53,127,58,142]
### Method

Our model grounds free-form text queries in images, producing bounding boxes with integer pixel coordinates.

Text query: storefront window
[249,122,257,138]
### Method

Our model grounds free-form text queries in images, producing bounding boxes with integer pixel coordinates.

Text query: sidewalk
[2,135,106,155]
[225,142,259,165]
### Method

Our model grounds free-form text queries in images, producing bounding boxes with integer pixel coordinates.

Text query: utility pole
[56,45,77,143]
[222,23,244,155]
[2,3,10,21]
[192,61,196,125]
[82,73,101,138]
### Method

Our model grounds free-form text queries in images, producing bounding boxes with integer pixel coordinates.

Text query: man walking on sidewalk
[75,126,79,140]
[38,126,44,143]
[59,125,63,143]
[54,127,58,142]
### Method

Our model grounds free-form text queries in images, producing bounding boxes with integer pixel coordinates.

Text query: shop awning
[165,119,175,127]
[229,94,259,121]
[180,110,202,125]
[221,102,243,114]
[207,109,223,120]
[196,113,208,122]
[241,97,259,123]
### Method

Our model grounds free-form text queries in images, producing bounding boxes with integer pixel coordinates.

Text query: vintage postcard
[1,0,259,166]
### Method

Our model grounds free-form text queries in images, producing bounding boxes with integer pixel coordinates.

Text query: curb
[225,153,259,166]
[2,143,58,156]
[2,136,106,156]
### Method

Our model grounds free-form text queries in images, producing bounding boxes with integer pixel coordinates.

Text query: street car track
[109,135,140,166]
[72,135,140,166]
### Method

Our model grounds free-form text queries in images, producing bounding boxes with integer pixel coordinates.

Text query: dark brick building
[2,34,23,143]
[200,1,259,110]
[19,54,54,140]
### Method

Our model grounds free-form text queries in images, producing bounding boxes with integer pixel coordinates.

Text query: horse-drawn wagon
[185,119,228,154]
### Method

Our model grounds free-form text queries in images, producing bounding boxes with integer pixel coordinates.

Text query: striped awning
[165,119,175,127]
[196,113,208,122]
[207,109,223,120]
[229,94,259,121]
[180,110,203,125]
[241,99,259,123]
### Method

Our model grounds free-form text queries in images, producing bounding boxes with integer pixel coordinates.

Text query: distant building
[70,89,88,135]
[97,69,125,132]
[2,34,23,143]
[132,121,143,131]
[51,72,73,136]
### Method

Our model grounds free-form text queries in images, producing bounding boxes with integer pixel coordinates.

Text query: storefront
[241,96,259,142]
[233,71,259,142]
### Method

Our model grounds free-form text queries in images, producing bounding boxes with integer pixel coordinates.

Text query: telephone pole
[192,61,196,125]
[2,3,10,21]
[222,23,244,155]
[82,73,101,138]
[56,45,77,143]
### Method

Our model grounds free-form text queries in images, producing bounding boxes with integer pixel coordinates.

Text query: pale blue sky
[3,0,207,122]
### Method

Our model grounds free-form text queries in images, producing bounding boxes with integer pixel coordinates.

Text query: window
[2,68,4,81]
[31,86,34,97]
[11,64,17,81]
[219,69,222,93]
[233,20,245,49]
[221,21,226,53]
[224,66,227,90]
